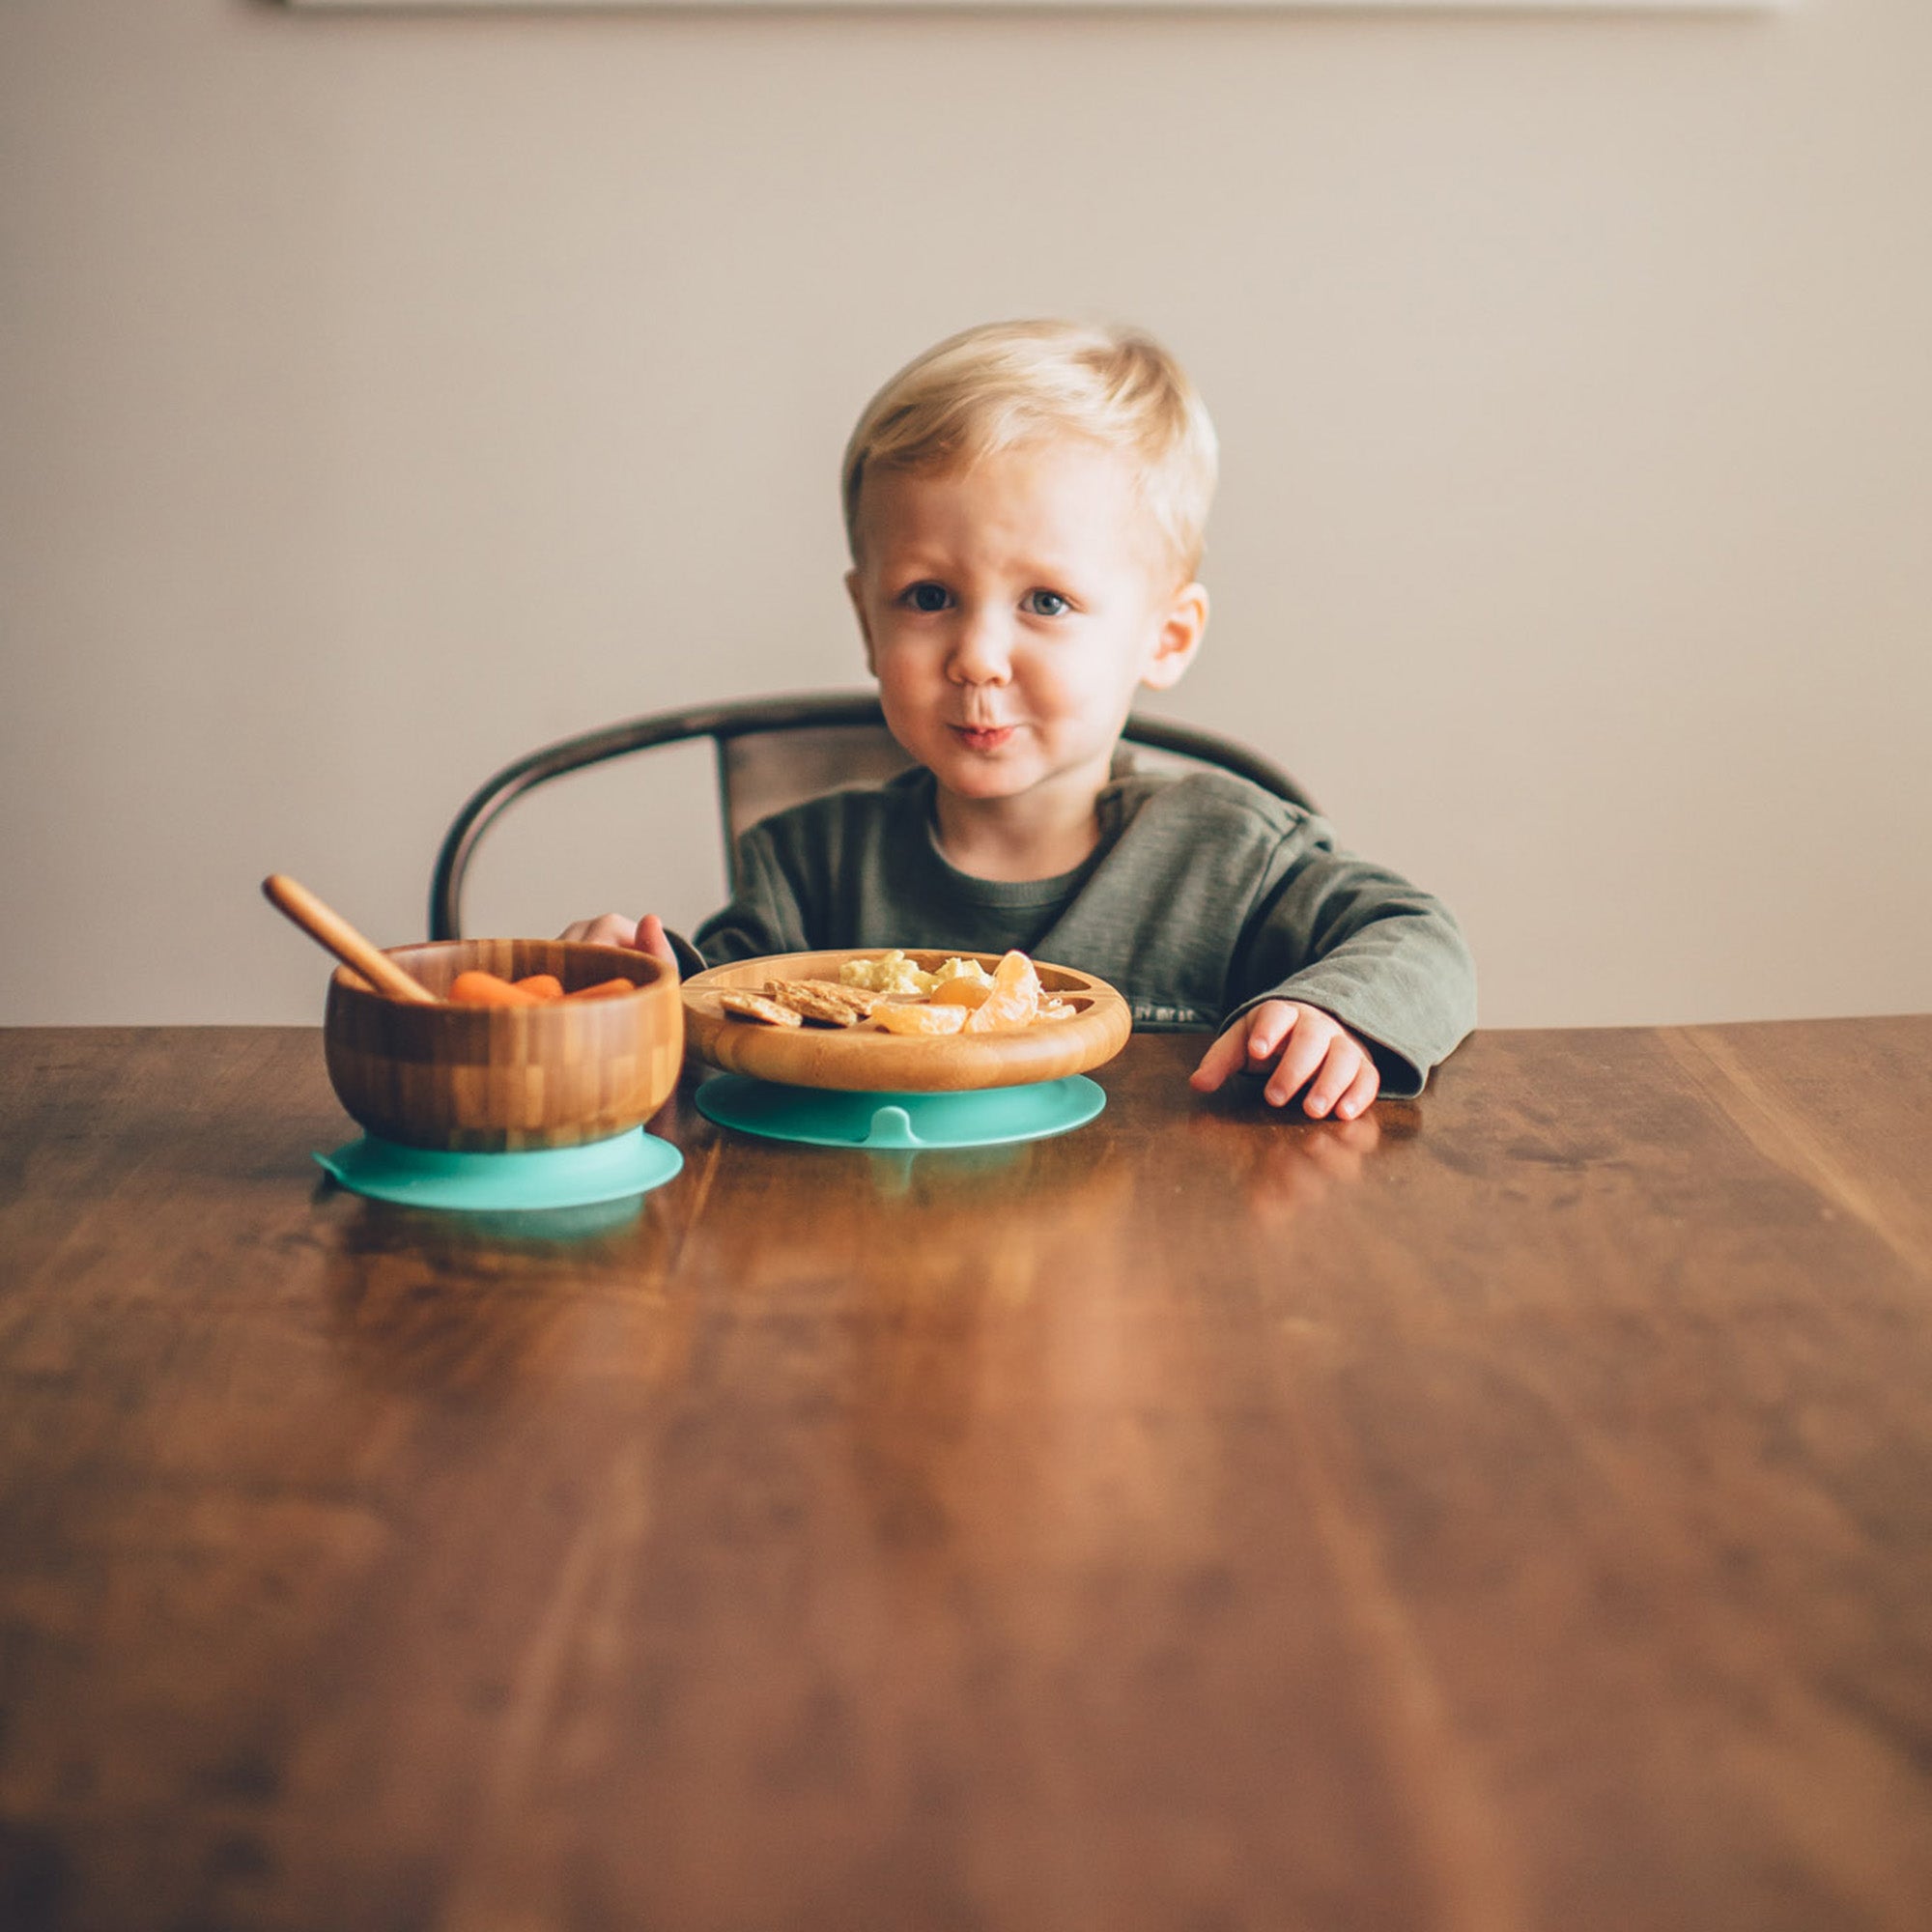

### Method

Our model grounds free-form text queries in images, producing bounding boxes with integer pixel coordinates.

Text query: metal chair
[429,691,1314,941]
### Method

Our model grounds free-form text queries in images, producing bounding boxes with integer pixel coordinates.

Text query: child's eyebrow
[881,542,1083,579]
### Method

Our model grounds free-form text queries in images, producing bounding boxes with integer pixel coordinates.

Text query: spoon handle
[262,874,440,1006]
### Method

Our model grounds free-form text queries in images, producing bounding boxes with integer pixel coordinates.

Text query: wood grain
[2,1017,1930,1932]
[684,949,1132,1092]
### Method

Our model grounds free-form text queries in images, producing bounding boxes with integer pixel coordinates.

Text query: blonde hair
[841,318,1218,580]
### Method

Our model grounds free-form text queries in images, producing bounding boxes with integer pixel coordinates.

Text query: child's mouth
[953,724,1016,753]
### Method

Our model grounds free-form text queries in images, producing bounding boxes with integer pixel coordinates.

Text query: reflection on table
[2,1017,1929,1932]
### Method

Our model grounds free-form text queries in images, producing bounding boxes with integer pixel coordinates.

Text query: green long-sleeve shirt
[688,765,1475,1095]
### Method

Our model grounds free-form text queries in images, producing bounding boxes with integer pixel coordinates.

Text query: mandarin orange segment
[929,978,992,1009]
[871,1001,969,1036]
[962,951,1041,1033]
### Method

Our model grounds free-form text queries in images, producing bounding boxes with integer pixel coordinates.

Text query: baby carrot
[513,974,565,1002]
[448,970,542,1007]
[562,977,639,1002]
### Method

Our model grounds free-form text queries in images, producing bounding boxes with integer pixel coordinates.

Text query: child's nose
[948,610,1013,685]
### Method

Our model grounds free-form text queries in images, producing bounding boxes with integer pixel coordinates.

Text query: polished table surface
[3,1018,1931,1932]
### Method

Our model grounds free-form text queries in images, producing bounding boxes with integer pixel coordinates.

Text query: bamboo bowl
[323,940,683,1151]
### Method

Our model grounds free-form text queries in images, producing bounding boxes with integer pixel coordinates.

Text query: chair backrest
[721,717,917,843]
[429,691,1314,940]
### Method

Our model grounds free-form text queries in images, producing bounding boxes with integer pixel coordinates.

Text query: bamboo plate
[682,950,1132,1093]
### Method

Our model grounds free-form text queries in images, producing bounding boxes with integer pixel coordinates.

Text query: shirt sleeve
[1222,822,1477,1097]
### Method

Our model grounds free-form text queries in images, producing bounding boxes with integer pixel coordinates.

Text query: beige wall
[3,0,1927,1030]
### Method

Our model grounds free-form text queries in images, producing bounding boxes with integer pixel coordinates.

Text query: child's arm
[1155,795,1476,1110]
[1189,1002,1380,1120]
[1199,850,1473,1109]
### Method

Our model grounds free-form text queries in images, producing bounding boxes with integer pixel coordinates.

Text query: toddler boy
[565,319,1474,1121]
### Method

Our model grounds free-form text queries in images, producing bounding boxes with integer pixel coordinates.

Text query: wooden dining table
[2,1015,1930,1932]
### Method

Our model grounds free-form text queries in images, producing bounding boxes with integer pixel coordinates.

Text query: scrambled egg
[838,950,996,997]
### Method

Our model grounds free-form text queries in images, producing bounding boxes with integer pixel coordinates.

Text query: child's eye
[1023,589,1070,617]
[902,582,952,613]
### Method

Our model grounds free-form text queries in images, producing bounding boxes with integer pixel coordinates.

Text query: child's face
[845,441,1207,819]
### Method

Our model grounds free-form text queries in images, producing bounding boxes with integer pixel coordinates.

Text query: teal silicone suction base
[316,1128,683,1211]
[695,1073,1105,1150]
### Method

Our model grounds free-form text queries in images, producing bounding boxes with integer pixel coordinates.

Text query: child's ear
[845,568,877,675]
[1140,582,1208,693]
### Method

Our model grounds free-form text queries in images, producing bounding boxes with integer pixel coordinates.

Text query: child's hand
[555,912,677,969]
[1190,1001,1381,1120]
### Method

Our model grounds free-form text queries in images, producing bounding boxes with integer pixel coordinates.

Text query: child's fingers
[1332,1058,1381,1122]
[636,914,677,969]
[1190,1002,1301,1094]
[1189,1017,1259,1092]
[1300,1037,1363,1120]
[557,914,639,949]
[1263,1018,1333,1109]
[1242,1001,1300,1064]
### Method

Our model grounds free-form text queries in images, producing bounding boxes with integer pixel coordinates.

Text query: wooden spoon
[262,874,440,1006]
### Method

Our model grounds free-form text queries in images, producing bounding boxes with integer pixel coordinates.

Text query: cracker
[718,991,803,1028]
[765,979,880,1027]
